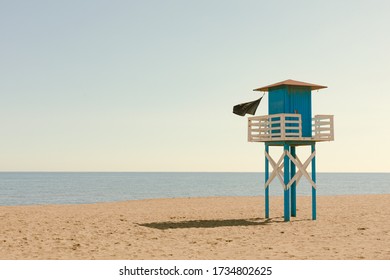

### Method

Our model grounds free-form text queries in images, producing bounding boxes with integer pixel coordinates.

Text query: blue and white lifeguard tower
[247,79,334,221]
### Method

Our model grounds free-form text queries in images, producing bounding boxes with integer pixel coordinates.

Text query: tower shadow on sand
[138,217,310,230]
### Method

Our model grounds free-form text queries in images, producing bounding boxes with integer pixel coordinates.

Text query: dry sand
[0,195,389,260]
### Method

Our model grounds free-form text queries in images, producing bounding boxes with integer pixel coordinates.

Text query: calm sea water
[0,172,389,206]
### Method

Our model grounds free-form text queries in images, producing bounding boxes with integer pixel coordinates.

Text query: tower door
[288,87,312,137]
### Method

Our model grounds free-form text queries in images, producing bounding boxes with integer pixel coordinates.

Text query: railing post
[248,119,251,142]
[281,115,285,139]
[266,116,271,139]
[313,115,318,139]
[299,115,302,138]
[330,115,334,141]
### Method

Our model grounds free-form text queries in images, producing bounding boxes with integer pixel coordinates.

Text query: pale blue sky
[1,0,389,172]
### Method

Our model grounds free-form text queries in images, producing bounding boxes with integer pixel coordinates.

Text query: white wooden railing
[248,113,302,142]
[312,115,334,141]
[248,114,334,142]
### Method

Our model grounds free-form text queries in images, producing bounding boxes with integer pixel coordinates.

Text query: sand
[0,194,389,260]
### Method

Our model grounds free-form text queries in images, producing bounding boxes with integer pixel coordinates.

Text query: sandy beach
[0,194,389,260]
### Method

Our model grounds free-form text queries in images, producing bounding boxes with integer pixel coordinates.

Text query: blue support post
[283,143,290,221]
[265,144,269,219]
[311,144,317,220]
[290,146,296,217]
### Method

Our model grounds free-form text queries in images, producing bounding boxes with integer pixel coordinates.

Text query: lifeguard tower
[247,79,334,221]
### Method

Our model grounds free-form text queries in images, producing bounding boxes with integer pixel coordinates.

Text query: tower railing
[312,115,334,141]
[248,114,334,142]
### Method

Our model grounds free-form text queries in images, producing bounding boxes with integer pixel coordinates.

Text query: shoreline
[2,192,389,208]
[1,194,389,260]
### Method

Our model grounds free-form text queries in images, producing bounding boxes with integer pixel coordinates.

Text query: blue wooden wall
[268,85,312,137]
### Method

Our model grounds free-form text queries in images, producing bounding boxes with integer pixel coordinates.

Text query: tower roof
[253,79,327,92]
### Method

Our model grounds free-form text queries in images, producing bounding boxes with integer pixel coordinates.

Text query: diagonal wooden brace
[286,150,316,189]
[265,150,287,190]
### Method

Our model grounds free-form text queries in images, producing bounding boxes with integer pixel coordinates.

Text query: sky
[1,0,389,172]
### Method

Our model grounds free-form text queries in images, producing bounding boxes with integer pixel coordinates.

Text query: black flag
[233,97,263,116]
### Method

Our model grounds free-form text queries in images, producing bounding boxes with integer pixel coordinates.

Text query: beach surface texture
[0,195,389,260]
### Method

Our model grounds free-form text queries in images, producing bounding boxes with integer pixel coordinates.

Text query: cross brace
[265,149,316,190]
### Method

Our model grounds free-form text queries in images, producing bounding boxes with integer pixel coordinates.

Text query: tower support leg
[283,143,290,221]
[290,146,296,217]
[265,144,269,219]
[311,144,317,220]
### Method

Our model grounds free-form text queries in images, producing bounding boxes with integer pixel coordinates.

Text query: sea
[0,172,389,206]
